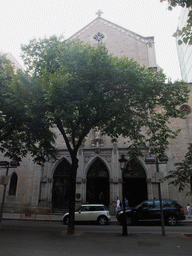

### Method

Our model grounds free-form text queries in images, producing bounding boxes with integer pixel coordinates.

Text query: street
[1,219,192,236]
[0,220,192,256]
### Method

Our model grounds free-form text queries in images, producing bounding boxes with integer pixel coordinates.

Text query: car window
[141,201,154,208]
[89,206,98,211]
[154,200,160,208]
[81,206,90,211]
[93,206,104,211]
[163,200,175,207]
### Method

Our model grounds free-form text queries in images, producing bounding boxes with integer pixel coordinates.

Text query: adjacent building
[176,6,192,82]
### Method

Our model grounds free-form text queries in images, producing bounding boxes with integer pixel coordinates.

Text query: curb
[2,214,192,223]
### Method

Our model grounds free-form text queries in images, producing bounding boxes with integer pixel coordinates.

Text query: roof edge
[67,17,154,42]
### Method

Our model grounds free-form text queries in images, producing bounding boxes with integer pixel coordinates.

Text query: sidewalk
[2,212,117,222]
[2,212,192,223]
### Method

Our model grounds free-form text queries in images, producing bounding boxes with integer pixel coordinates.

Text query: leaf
[183,37,189,43]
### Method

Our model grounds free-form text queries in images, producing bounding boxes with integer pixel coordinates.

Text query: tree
[0,55,26,160]
[20,36,189,234]
[160,0,192,44]
[165,143,192,195]
[0,55,57,163]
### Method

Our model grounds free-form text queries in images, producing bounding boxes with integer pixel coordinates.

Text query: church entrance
[86,159,109,206]
[52,159,71,209]
[124,160,148,207]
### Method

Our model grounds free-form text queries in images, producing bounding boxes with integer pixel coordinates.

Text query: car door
[89,206,99,221]
[75,206,92,221]
[135,201,154,220]
[150,200,161,219]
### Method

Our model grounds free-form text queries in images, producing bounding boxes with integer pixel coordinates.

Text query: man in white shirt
[116,196,121,213]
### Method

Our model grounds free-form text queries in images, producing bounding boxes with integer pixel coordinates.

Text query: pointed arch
[9,172,18,196]
[52,158,71,209]
[86,158,110,206]
[123,159,148,207]
[85,156,111,178]
[125,159,147,178]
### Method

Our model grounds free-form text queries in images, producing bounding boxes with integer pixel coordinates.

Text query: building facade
[176,6,192,82]
[1,15,192,214]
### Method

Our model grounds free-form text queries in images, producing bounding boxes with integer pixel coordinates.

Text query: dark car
[116,199,185,226]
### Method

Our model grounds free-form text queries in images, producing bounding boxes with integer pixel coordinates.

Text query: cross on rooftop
[96,10,103,17]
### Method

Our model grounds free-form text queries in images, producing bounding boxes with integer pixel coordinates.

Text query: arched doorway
[9,172,18,196]
[86,159,109,206]
[124,159,148,207]
[52,159,71,209]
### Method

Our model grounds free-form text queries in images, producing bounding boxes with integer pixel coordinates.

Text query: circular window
[180,104,191,115]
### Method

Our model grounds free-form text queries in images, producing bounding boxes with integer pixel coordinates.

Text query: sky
[0,0,182,81]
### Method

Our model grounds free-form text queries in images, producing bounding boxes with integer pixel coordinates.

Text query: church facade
[1,14,192,214]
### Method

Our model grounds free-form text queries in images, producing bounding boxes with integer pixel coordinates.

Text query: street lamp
[119,155,128,236]
[0,161,19,224]
[145,155,168,236]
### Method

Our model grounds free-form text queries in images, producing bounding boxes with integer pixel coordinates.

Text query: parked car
[63,204,111,225]
[116,199,185,226]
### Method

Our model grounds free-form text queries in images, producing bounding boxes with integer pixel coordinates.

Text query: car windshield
[135,202,145,209]
[135,200,154,209]
[75,206,82,212]
[102,205,107,211]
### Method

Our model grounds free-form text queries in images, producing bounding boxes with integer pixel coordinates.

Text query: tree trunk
[67,155,79,235]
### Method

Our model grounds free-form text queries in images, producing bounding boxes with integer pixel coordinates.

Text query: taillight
[179,208,184,212]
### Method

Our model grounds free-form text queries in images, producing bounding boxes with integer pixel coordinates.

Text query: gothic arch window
[9,173,18,196]
[180,104,191,115]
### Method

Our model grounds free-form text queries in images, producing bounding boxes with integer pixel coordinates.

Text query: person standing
[187,203,191,218]
[116,196,121,213]
[125,197,129,208]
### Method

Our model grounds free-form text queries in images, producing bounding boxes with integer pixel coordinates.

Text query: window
[9,173,18,196]
[154,200,160,208]
[81,206,90,211]
[142,201,154,209]
[179,104,191,115]
[163,200,175,207]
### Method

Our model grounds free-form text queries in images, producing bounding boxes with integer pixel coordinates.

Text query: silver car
[63,204,111,225]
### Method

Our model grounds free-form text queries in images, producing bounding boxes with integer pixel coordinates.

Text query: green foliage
[20,37,189,159]
[161,0,192,44]
[165,143,192,195]
[162,0,192,8]
[0,55,57,163]
[1,38,190,163]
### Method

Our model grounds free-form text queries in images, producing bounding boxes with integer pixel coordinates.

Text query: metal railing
[20,206,52,221]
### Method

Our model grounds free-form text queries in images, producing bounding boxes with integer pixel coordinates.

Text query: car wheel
[125,216,133,226]
[63,216,69,225]
[98,216,108,225]
[167,215,178,226]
